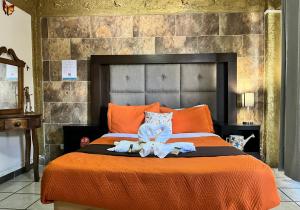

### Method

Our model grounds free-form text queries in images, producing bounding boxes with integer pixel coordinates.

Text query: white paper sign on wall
[62,60,77,80]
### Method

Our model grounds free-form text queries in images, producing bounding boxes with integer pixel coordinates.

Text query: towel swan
[108,123,196,158]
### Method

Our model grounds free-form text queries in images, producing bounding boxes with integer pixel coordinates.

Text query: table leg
[32,129,40,182]
[25,130,31,172]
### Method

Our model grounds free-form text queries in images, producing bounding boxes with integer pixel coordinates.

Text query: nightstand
[214,124,261,159]
[63,125,106,153]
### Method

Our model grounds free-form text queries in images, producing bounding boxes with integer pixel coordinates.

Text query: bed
[41,53,280,210]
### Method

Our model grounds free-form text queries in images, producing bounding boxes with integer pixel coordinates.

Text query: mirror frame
[0,46,25,115]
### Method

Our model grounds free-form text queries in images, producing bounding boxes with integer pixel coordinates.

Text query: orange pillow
[160,105,214,133]
[108,102,160,133]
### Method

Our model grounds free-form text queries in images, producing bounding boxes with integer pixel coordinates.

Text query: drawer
[5,119,28,130]
[0,120,4,131]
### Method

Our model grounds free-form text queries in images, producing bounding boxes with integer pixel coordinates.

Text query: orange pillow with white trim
[108,102,160,133]
[160,105,214,133]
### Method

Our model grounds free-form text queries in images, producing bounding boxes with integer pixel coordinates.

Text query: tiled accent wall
[41,12,264,161]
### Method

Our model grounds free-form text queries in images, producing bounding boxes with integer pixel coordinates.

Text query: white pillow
[145,112,173,133]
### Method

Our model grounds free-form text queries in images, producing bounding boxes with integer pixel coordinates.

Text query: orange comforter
[41,136,280,210]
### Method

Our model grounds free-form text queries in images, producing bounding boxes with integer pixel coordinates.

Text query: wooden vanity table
[0,47,41,182]
[0,114,42,182]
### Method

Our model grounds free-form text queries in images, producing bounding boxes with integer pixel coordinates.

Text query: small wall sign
[62,60,77,80]
[6,64,18,81]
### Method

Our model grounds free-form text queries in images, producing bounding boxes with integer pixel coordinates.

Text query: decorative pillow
[175,104,205,110]
[107,102,160,134]
[160,105,214,134]
[145,112,173,133]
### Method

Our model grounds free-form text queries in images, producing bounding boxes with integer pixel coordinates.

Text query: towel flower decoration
[108,123,196,158]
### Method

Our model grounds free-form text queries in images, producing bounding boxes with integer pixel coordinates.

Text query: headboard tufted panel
[110,93,145,105]
[110,65,145,93]
[145,64,181,92]
[180,64,216,92]
[146,93,181,108]
[91,54,237,130]
[109,63,217,112]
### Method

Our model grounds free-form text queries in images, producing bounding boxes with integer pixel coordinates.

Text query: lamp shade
[241,92,255,107]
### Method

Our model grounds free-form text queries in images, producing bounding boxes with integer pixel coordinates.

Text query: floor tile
[13,167,44,183]
[276,176,292,181]
[281,189,300,202]
[273,168,288,178]
[0,193,11,201]
[0,193,39,209]
[272,202,300,210]
[17,182,41,194]
[13,170,35,182]
[277,178,300,189]
[27,200,54,210]
[0,181,31,193]
[278,189,292,201]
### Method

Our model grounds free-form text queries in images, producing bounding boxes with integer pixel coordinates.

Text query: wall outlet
[60,144,64,150]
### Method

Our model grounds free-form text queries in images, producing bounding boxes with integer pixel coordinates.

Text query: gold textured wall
[10,0,36,15]
[264,10,281,167]
[266,0,281,10]
[36,0,265,16]
[9,0,45,155]
[9,0,281,165]
[41,13,265,160]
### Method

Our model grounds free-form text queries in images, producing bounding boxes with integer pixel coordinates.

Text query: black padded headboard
[90,54,237,131]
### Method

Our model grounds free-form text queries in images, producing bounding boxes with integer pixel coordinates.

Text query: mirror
[0,46,25,115]
[0,63,19,109]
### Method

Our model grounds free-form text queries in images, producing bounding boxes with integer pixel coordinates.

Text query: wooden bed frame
[55,53,237,210]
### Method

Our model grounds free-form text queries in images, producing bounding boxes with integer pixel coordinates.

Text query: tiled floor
[0,167,53,210]
[0,168,299,209]
[272,169,300,210]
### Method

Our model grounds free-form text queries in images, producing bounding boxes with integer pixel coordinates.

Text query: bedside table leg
[25,130,31,172]
[32,129,40,182]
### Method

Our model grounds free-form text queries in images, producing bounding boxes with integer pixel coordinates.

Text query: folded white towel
[107,123,196,158]
[107,140,142,153]
[138,123,172,143]
[152,142,196,158]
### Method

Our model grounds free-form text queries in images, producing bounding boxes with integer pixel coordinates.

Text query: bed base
[54,201,105,210]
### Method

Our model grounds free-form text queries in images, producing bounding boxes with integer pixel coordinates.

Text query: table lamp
[241,92,255,125]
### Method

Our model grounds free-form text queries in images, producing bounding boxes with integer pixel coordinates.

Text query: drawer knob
[14,121,21,127]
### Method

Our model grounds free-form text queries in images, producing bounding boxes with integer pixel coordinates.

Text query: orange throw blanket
[41,136,280,210]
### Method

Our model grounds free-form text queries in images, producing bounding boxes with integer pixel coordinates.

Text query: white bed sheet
[102,132,219,139]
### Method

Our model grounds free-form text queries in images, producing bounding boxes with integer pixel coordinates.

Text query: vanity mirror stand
[0,46,41,182]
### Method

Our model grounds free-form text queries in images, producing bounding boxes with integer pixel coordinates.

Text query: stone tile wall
[41,12,264,160]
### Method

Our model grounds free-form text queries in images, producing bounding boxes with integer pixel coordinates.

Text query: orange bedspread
[41,136,280,210]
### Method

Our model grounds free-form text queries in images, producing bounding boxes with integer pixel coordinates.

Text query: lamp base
[243,121,254,125]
